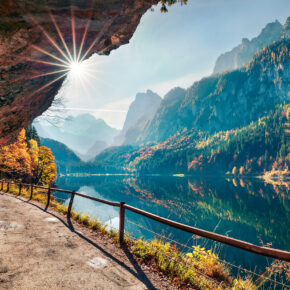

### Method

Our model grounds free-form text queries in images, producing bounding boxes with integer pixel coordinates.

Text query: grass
[129,239,256,289]
[1,181,258,289]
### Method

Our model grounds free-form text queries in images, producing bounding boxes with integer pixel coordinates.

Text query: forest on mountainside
[91,104,289,175]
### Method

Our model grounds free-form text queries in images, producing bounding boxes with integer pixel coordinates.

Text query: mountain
[281,16,290,39]
[91,39,290,175]
[114,90,161,145]
[134,39,289,144]
[40,138,82,174]
[76,140,108,162]
[93,104,289,175]
[133,87,186,144]
[34,114,120,159]
[213,20,283,74]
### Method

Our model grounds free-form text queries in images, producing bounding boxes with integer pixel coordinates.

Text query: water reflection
[54,175,289,273]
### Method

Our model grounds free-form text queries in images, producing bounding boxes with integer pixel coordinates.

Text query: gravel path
[0,192,176,290]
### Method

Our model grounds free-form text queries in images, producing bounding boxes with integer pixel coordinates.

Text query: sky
[44,0,289,129]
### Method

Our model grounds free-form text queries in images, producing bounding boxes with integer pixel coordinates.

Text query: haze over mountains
[35,17,290,175]
[213,20,284,74]
[121,17,290,145]
[93,39,289,175]
[34,114,119,161]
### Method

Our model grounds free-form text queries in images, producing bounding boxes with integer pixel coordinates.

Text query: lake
[54,175,289,277]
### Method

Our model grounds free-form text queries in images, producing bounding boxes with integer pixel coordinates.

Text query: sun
[69,61,85,76]
[19,8,105,97]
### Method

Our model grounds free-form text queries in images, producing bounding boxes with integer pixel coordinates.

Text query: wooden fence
[1,179,290,262]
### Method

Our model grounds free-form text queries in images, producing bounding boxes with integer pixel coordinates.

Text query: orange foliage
[0,129,56,184]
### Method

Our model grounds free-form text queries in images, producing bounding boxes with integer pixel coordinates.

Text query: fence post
[119,201,125,244]
[30,185,33,200]
[67,190,76,219]
[1,181,3,191]
[45,185,51,210]
[19,183,22,195]
[7,182,9,192]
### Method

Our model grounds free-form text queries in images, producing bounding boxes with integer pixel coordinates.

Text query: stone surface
[0,0,159,145]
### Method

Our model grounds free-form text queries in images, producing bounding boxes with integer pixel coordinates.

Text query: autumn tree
[0,129,32,179]
[36,146,57,185]
[28,139,39,181]
[0,128,57,184]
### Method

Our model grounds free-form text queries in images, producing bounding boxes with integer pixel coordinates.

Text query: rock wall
[0,0,158,145]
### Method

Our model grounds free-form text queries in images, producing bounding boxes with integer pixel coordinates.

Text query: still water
[54,175,289,275]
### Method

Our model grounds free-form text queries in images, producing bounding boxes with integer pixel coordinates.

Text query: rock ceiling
[0,0,159,145]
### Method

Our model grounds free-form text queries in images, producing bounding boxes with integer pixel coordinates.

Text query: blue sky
[52,0,289,129]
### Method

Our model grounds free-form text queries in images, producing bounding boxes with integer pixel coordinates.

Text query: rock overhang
[0,0,159,145]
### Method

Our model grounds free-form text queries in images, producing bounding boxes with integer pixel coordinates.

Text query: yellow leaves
[0,128,32,177]
[0,129,56,184]
[38,146,57,185]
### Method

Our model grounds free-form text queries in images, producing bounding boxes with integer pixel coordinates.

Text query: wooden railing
[1,179,290,262]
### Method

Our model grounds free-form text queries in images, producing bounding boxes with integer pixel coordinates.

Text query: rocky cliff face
[114,89,161,145]
[136,87,186,144]
[281,16,290,39]
[0,0,158,145]
[213,20,283,74]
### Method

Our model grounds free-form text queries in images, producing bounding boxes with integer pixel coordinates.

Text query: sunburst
[9,5,115,100]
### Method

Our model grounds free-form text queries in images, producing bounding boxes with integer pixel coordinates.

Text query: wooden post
[1,181,3,191]
[67,190,76,219]
[30,185,33,200]
[119,201,125,244]
[19,183,22,195]
[45,185,51,210]
[7,182,9,192]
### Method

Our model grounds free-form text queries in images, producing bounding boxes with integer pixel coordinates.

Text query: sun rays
[10,5,112,100]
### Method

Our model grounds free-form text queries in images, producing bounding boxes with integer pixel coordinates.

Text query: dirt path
[0,192,176,290]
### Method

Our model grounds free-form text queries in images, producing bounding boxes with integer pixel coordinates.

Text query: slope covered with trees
[134,39,289,145]
[92,104,289,175]
[40,138,82,175]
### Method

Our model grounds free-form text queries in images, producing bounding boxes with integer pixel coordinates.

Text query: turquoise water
[54,175,289,276]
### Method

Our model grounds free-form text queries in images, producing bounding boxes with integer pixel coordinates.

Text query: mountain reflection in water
[54,175,289,274]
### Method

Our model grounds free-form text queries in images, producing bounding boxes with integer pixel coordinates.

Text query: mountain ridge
[114,90,162,145]
[213,19,283,74]
[132,39,289,145]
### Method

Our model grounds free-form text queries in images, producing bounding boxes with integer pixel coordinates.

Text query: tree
[25,125,40,145]
[160,0,187,12]
[37,146,57,185]
[0,128,57,184]
[0,129,32,179]
[28,139,39,180]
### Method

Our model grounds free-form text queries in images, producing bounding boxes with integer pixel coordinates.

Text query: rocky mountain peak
[281,16,290,39]
[213,19,284,74]
[114,89,161,145]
